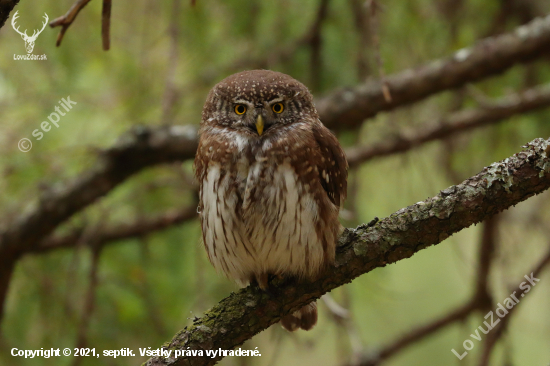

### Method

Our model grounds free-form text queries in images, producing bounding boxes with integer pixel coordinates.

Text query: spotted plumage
[194,70,348,331]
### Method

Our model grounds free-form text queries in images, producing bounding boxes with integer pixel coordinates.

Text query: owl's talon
[261,286,276,298]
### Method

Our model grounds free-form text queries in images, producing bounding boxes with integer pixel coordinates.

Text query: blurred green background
[1,0,550,365]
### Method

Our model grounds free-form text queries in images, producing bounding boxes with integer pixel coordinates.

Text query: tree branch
[0,0,19,31]
[142,137,550,366]
[355,215,499,366]
[0,125,198,259]
[101,0,111,50]
[33,205,197,254]
[49,0,94,47]
[306,0,330,92]
[160,0,182,125]
[346,84,550,168]
[0,125,198,322]
[317,14,550,131]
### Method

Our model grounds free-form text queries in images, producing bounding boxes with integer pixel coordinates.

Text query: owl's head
[201,70,317,138]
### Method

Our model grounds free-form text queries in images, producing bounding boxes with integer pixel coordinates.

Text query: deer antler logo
[11,11,49,54]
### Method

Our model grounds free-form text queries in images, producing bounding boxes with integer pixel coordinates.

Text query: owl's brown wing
[312,122,348,207]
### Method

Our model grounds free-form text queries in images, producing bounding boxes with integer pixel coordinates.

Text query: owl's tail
[280,301,317,331]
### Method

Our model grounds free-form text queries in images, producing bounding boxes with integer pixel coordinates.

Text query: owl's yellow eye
[235,104,247,115]
[272,102,284,114]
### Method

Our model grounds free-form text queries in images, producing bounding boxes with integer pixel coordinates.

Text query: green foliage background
[1,1,550,365]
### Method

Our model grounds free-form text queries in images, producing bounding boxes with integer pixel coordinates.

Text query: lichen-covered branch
[317,14,550,131]
[143,138,550,366]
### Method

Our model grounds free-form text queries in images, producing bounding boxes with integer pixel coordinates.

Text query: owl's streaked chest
[198,135,326,283]
[230,136,283,200]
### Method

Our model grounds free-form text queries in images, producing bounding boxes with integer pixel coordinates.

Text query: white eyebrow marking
[268,96,285,104]
[232,99,253,105]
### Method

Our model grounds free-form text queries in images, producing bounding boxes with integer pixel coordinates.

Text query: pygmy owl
[194,70,348,331]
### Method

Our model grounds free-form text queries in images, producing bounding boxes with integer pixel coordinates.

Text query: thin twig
[50,0,94,47]
[101,0,111,50]
[205,0,333,78]
[323,292,365,365]
[349,0,371,79]
[161,0,182,125]
[308,0,330,92]
[367,0,391,102]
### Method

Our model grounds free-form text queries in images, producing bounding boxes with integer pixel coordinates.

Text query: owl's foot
[251,273,291,297]
[249,273,275,297]
[254,273,270,291]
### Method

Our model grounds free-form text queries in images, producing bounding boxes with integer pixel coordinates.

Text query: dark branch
[307,0,329,92]
[356,301,476,366]
[101,0,111,50]
[349,0,371,79]
[0,125,198,259]
[34,205,197,254]
[143,137,550,366]
[346,84,550,168]
[160,0,182,125]
[50,0,93,47]
[0,0,19,31]
[317,14,550,131]
[0,125,199,322]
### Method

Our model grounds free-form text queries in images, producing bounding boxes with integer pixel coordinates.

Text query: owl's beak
[255,115,264,136]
